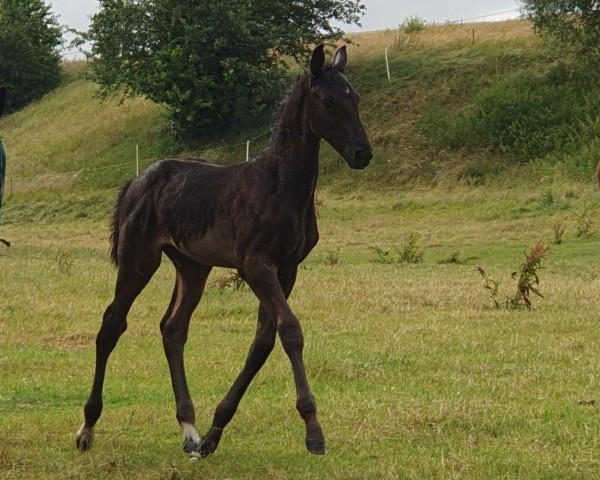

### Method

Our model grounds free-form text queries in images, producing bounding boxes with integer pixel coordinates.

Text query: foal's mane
[268,73,311,154]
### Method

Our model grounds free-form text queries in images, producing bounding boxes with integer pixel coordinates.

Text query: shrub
[416,64,600,170]
[399,15,427,34]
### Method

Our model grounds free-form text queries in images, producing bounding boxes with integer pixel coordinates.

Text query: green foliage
[574,204,595,237]
[0,0,63,112]
[399,15,427,34]
[551,221,565,245]
[324,247,341,266]
[522,0,600,64]
[416,63,600,174]
[369,245,394,264]
[461,160,495,185]
[82,0,365,140]
[477,266,502,309]
[215,270,247,291]
[398,232,424,263]
[538,189,554,208]
[438,251,464,265]
[54,248,74,275]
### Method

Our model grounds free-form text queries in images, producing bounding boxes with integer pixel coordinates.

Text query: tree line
[0,0,599,142]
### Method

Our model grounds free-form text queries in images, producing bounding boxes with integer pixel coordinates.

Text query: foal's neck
[269,75,320,205]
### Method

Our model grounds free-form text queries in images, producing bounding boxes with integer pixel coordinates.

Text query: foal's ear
[310,44,325,76]
[333,46,347,73]
[0,87,5,118]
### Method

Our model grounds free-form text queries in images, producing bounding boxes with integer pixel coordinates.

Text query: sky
[48,0,522,57]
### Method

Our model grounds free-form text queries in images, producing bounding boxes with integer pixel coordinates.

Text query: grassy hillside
[4,20,595,199]
[2,19,596,226]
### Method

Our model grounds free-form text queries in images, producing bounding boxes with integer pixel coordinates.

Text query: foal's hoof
[76,425,94,452]
[76,436,93,452]
[305,436,326,455]
[183,439,201,454]
[183,437,217,458]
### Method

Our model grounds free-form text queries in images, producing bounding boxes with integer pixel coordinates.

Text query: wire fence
[5,127,273,193]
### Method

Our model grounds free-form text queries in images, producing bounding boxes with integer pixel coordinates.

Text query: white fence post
[385,48,391,82]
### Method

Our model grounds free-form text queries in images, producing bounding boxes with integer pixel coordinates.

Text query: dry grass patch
[347,20,534,55]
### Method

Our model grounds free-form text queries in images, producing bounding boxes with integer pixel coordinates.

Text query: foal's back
[118,155,304,268]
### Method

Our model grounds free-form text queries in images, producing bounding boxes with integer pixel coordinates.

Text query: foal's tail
[110,179,134,266]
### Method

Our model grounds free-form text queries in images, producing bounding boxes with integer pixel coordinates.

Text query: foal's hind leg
[158,257,211,454]
[76,242,161,451]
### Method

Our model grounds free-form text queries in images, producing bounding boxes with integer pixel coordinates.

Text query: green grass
[1,184,600,479]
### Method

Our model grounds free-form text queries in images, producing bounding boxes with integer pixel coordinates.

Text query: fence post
[385,48,391,82]
[246,140,250,162]
[136,144,139,176]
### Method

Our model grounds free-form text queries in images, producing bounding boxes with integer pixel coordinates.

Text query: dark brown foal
[76,44,372,457]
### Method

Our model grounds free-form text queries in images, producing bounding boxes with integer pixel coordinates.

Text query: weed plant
[509,240,550,310]
[552,221,566,244]
[478,240,550,310]
[574,204,595,237]
[370,233,424,265]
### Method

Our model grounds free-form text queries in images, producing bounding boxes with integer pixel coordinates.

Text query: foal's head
[307,45,372,169]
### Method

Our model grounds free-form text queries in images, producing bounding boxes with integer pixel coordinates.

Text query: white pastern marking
[76,422,94,444]
[182,422,201,444]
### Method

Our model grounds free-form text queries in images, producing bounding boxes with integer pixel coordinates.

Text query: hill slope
[0,20,597,201]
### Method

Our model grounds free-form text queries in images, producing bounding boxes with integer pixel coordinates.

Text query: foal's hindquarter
[77,44,371,457]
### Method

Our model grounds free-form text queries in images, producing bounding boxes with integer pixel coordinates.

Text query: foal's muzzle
[345,143,373,170]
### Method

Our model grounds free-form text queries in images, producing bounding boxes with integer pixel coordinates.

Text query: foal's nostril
[344,144,372,169]
[356,148,373,163]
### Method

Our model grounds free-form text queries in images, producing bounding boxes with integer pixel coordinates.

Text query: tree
[521,0,600,63]
[0,0,63,112]
[82,0,365,139]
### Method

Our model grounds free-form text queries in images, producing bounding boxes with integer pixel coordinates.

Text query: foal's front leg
[198,303,277,456]
[201,262,325,455]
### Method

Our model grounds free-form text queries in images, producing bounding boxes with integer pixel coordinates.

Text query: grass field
[1,18,600,480]
[1,180,599,479]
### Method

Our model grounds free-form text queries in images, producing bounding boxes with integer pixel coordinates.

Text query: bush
[399,16,427,34]
[416,64,600,172]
